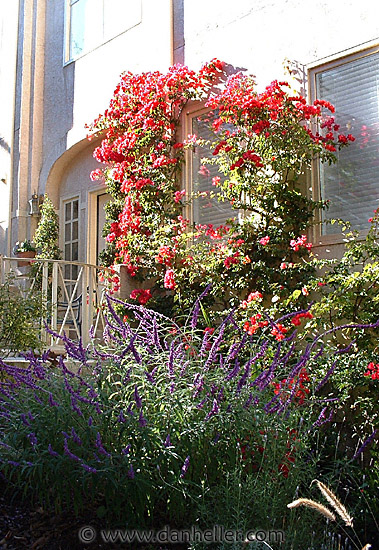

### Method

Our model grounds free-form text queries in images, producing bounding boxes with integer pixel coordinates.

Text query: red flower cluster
[364,362,379,380]
[273,368,310,405]
[290,234,312,252]
[155,245,176,267]
[291,311,313,326]
[164,269,176,290]
[241,291,263,308]
[130,288,152,305]
[243,314,269,335]
[270,323,288,341]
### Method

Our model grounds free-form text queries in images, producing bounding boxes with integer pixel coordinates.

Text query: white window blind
[316,52,379,234]
[191,114,236,227]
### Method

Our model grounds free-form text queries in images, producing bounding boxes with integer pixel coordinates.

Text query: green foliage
[0,276,44,357]
[33,196,61,260]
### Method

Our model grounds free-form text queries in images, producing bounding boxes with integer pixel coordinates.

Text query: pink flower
[280,262,287,270]
[174,190,186,203]
[164,269,176,290]
[130,288,152,305]
[259,236,270,246]
[301,286,309,296]
[90,169,103,181]
[212,176,221,186]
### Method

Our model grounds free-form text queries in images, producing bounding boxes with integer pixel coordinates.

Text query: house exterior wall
[1,0,378,262]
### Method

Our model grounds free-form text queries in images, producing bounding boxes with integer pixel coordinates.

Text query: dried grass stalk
[287,498,336,522]
[314,480,354,527]
[361,545,371,550]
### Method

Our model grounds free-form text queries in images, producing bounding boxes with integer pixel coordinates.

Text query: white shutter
[316,52,379,234]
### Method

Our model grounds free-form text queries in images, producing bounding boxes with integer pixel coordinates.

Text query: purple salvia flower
[170,382,175,394]
[20,413,31,427]
[196,396,208,409]
[205,399,220,421]
[243,393,254,409]
[8,461,20,467]
[168,342,175,378]
[48,444,59,457]
[180,360,190,377]
[63,438,80,462]
[163,434,171,448]
[127,403,134,416]
[204,325,226,370]
[311,407,333,430]
[71,397,83,416]
[127,464,135,479]
[213,432,221,444]
[315,360,338,392]
[88,416,93,426]
[225,359,241,381]
[117,409,126,423]
[138,409,147,427]
[122,444,131,455]
[134,385,142,409]
[71,427,82,445]
[80,463,98,473]
[48,393,59,407]
[190,284,211,330]
[353,430,378,460]
[180,455,190,478]
[95,432,111,457]
[27,432,37,446]
[145,370,155,384]
[123,368,132,384]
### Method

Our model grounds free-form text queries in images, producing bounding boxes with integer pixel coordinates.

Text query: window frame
[64,0,142,64]
[308,41,379,246]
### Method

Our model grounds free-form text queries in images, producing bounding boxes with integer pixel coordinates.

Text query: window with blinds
[315,50,379,235]
[191,113,236,227]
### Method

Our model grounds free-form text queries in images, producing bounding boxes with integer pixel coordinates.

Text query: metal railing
[0,256,109,350]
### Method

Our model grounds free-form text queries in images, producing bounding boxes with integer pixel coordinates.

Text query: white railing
[0,256,110,351]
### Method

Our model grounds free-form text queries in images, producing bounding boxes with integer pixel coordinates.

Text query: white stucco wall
[183,0,379,91]
[0,1,19,255]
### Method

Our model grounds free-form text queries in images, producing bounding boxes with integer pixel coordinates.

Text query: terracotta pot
[17,250,35,267]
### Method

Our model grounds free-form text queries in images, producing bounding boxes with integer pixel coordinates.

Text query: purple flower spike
[117,409,126,423]
[164,434,171,447]
[48,444,59,457]
[138,409,147,427]
[122,444,131,455]
[180,455,190,478]
[127,464,135,479]
[353,429,378,460]
[134,385,142,409]
[81,463,98,473]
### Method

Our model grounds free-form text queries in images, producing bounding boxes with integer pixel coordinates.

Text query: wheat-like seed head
[287,498,336,522]
[313,480,354,527]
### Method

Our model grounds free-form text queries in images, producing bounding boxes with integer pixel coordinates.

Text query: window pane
[65,244,71,260]
[72,220,79,240]
[72,242,78,261]
[69,0,102,60]
[65,223,71,242]
[192,113,236,226]
[65,202,71,222]
[72,199,79,219]
[316,52,379,234]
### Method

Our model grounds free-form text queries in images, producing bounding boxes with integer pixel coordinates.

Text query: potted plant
[13,240,36,266]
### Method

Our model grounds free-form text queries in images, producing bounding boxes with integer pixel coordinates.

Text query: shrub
[87,62,354,318]
[0,276,44,357]
[0,293,377,548]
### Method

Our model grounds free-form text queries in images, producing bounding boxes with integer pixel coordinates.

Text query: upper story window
[310,47,379,236]
[66,0,142,62]
[190,111,236,227]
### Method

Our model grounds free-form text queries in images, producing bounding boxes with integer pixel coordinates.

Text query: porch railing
[0,256,110,351]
